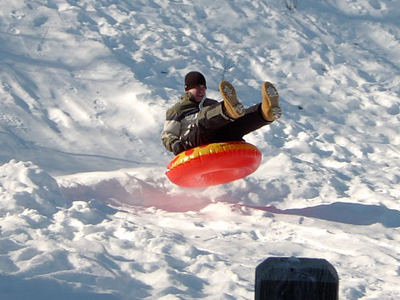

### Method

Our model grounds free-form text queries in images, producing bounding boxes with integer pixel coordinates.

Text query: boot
[261,81,281,121]
[219,81,245,119]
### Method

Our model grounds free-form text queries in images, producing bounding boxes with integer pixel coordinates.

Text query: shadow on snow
[252,202,400,228]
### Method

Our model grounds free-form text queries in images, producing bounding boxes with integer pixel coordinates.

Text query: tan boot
[219,80,245,119]
[261,81,281,121]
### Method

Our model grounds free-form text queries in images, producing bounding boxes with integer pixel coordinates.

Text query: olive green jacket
[161,93,218,152]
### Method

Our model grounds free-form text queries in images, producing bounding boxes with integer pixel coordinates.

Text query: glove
[172,141,185,155]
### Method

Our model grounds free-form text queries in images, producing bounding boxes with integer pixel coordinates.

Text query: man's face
[188,85,206,102]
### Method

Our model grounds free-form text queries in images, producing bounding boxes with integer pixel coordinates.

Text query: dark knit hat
[184,71,207,91]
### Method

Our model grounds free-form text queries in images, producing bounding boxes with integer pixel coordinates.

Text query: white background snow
[1,0,400,299]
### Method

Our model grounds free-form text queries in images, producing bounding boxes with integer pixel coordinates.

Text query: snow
[1,0,400,299]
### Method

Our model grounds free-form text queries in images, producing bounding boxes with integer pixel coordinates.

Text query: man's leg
[210,81,281,142]
[211,104,273,142]
[182,103,233,148]
[183,81,281,147]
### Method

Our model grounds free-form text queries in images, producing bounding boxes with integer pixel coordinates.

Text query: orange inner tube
[166,142,262,187]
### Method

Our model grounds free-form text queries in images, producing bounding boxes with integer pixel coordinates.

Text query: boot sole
[262,82,281,120]
[219,81,245,119]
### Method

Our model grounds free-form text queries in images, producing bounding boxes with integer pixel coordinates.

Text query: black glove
[172,141,185,155]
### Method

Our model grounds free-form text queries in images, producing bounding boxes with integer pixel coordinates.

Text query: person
[161,71,282,155]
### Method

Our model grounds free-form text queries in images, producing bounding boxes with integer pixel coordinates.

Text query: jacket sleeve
[161,113,181,152]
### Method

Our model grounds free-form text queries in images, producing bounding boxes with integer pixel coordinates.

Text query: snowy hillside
[1,0,400,299]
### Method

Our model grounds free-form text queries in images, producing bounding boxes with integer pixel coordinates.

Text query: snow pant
[182,102,272,149]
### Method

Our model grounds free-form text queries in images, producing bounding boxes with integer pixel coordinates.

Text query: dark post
[255,257,339,300]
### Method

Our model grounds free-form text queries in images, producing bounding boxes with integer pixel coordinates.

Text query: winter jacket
[161,92,218,152]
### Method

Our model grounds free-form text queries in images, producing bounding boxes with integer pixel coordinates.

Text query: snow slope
[0,0,400,299]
